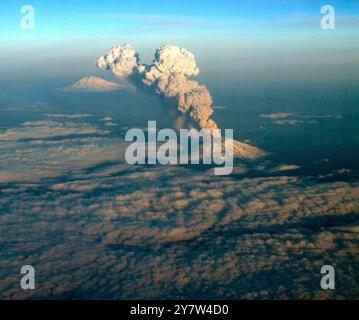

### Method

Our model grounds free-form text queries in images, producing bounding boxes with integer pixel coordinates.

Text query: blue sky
[0,0,358,81]
[1,0,358,37]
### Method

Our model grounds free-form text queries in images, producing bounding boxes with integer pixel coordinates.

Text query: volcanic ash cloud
[97,44,266,159]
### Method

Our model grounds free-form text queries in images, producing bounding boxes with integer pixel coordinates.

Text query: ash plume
[97,44,266,158]
[96,44,140,78]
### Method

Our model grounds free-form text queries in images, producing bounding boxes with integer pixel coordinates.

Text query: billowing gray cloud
[97,44,266,159]
[97,45,139,79]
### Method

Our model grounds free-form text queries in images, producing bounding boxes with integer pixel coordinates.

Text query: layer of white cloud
[0,162,358,299]
[0,114,357,300]
[0,120,108,141]
[260,113,342,125]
